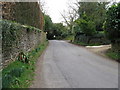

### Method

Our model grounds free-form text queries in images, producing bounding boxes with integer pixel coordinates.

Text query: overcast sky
[43,0,119,23]
[43,0,76,23]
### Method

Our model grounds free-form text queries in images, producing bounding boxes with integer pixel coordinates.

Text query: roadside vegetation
[44,14,68,40]
[1,1,120,88]
[1,2,48,88]
[43,2,120,61]
[44,2,110,45]
[2,41,48,88]
[106,49,120,61]
[60,2,119,61]
[72,2,110,46]
[64,35,73,41]
[104,3,120,61]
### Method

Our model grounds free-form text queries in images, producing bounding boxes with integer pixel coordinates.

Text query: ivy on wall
[1,19,42,62]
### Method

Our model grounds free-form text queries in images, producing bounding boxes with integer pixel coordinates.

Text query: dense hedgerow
[104,3,120,43]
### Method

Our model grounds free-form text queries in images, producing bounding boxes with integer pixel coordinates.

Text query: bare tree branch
[60,12,70,26]
[39,0,47,14]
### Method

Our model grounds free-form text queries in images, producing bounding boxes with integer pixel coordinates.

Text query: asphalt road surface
[31,40,118,88]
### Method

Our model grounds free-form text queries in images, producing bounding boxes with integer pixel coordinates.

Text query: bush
[75,18,96,36]
[104,3,120,42]
[104,3,120,52]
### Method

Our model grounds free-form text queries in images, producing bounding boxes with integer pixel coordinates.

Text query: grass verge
[72,41,101,46]
[2,41,48,88]
[64,35,73,41]
[106,49,120,61]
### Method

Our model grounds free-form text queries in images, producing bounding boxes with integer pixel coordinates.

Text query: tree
[78,2,108,31]
[60,1,79,42]
[52,23,68,39]
[44,14,53,32]
[44,14,67,40]
[75,15,96,36]
[61,2,108,42]
[44,14,54,39]
[104,3,120,51]
[60,1,78,33]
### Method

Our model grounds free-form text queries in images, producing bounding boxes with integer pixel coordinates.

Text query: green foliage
[73,2,109,44]
[1,19,42,61]
[73,41,87,46]
[44,14,54,39]
[64,35,73,40]
[106,49,120,61]
[2,41,48,88]
[78,2,108,31]
[73,41,101,46]
[104,2,120,59]
[44,14,53,32]
[1,19,41,35]
[2,61,26,88]
[44,14,69,40]
[104,3,120,42]
[75,18,96,36]
[1,19,46,88]
[52,23,68,39]
[1,19,41,39]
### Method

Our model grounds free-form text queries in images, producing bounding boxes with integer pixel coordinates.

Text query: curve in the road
[31,40,118,88]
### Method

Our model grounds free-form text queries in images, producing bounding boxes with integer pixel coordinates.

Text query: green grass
[73,42,87,46]
[64,35,73,40]
[73,41,101,46]
[87,43,101,46]
[106,49,120,61]
[2,41,48,88]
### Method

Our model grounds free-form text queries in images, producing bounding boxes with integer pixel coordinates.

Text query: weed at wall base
[2,41,48,88]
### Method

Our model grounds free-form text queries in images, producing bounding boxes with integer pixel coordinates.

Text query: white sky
[43,0,120,23]
[43,0,76,23]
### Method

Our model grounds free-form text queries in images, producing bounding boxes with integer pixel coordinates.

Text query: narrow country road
[31,40,118,88]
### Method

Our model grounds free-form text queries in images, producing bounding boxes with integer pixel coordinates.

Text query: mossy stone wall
[1,20,46,64]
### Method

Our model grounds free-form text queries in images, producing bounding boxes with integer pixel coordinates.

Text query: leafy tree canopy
[104,3,120,42]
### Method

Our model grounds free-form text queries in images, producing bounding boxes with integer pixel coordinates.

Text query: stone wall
[1,2,46,65]
[1,20,46,64]
[1,2,44,30]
